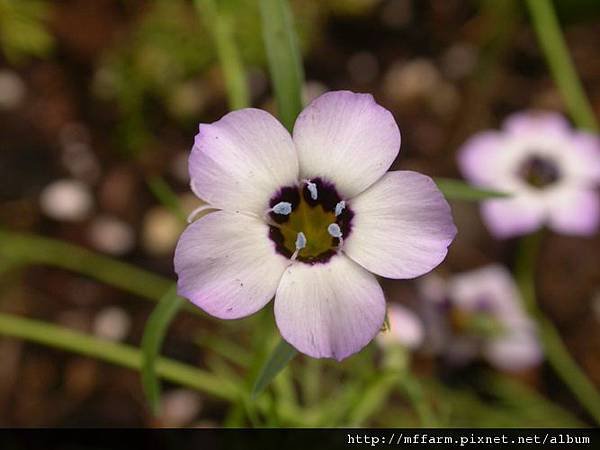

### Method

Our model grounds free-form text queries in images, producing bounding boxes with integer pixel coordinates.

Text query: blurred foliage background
[1,0,600,427]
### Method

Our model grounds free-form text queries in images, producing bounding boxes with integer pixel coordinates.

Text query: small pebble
[88,215,135,255]
[93,306,131,342]
[40,179,94,221]
[0,69,26,109]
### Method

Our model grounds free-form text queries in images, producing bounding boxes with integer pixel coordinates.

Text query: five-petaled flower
[175,90,456,361]
[458,111,600,238]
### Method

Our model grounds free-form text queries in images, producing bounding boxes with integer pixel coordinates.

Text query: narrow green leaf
[251,339,297,398]
[141,285,186,414]
[195,0,249,109]
[0,311,237,401]
[259,0,304,131]
[526,0,599,132]
[435,177,509,201]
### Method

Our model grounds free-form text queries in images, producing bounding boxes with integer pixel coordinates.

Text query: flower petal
[457,131,505,186]
[293,91,400,198]
[447,264,525,320]
[485,329,542,372]
[378,304,424,350]
[174,211,288,319]
[274,255,385,361]
[547,187,600,236]
[189,109,298,214]
[344,171,456,279]
[481,195,546,238]
[566,132,600,183]
[503,111,570,138]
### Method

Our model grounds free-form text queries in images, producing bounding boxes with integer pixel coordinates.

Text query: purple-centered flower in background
[458,112,600,238]
[419,265,542,372]
[174,90,457,361]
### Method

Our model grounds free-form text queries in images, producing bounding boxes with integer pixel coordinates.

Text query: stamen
[327,223,344,246]
[271,201,292,215]
[334,200,346,216]
[291,231,307,261]
[305,180,318,200]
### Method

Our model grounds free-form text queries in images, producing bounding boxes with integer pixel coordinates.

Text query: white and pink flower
[458,111,600,238]
[419,265,542,372]
[175,91,456,360]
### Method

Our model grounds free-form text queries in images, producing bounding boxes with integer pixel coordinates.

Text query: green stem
[259,0,304,131]
[0,312,237,402]
[525,0,599,131]
[398,372,437,427]
[0,230,171,301]
[515,232,600,424]
[196,0,249,110]
[141,285,186,414]
[251,338,297,398]
[0,230,207,318]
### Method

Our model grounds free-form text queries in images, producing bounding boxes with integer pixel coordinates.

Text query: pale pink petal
[344,171,456,279]
[566,132,600,183]
[546,187,600,236]
[189,108,298,214]
[457,131,506,186]
[503,111,571,138]
[447,264,525,320]
[485,329,543,372]
[174,211,288,319]
[481,196,546,238]
[274,255,386,361]
[378,304,424,350]
[293,91,400,198]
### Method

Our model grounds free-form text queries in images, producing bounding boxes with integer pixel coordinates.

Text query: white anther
[327,223,344,246]
[327,223,343,238]
[305,180,318,200]
[334,200,346,216]
[291,231,307,261]
[271,201,292,215]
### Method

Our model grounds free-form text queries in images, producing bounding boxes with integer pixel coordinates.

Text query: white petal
[457,131,506,186]
[546,187,600,236]
[189,108,298,214]
[481,194,546,238]
[485,329,543,372]
[274,255,386,361]
[378,304,424,350]
[293,91,400,198]
[174,211,288,319]
[447,264,525,320]
[344,171,456,279]
[503,111,571,138]
[563,131,600,183]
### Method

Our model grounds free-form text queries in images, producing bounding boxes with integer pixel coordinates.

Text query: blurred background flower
[1,0,600,428]
[458,111,600,238]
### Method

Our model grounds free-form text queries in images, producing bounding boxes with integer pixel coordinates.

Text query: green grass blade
[141,285,186,414]
[0,312,237,401]
[259,0,304,131]
[0,230,172,301]
[525,0,598,131]
[251,339,297,398]
[195,0,249,110]
[435,178,510,201]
